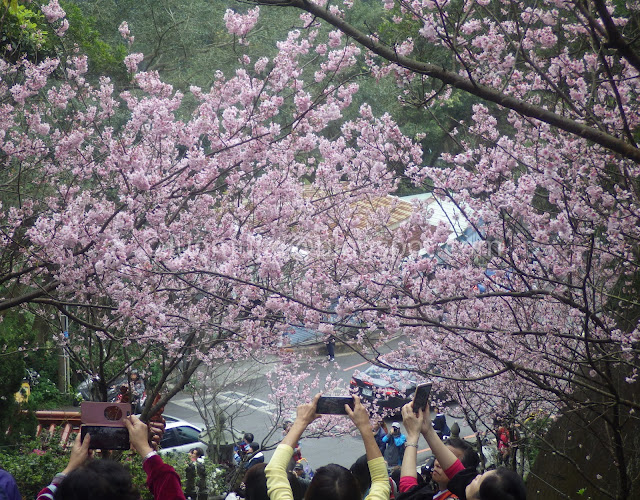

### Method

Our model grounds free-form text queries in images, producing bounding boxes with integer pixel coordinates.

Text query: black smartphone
[316,396,355,415]
[412,383,432,414]
[81,425,130,450]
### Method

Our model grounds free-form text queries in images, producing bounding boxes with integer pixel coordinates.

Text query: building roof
[301,184,476,244]
[302,184,416,230]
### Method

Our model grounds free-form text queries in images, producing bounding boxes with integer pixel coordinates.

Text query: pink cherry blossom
[41,0,65,23]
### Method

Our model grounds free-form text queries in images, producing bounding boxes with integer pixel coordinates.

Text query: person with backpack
[383,422,407,467]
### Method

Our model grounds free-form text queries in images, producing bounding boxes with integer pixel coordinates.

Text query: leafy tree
[0,0,56,62]
[0,310,37,443]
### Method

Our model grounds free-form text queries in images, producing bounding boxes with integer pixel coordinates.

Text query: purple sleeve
[0,471,21,500]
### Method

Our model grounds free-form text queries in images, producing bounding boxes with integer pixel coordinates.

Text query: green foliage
[160,453,228,496]
[28,376,73,409]
[62,2,128,80]
[0,434,229,500]
[2,0,18,15]
[0,311,33,445]
[67,0,299,89]
[0,432,69,499]
[523,412,553,467]
[0,1,55,62]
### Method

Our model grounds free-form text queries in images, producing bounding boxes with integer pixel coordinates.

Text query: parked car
[350,362,449,414]
[158,416,208,456]
[350,364,423,413]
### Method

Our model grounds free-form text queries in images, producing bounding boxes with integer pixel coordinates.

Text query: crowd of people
[0,393,526,500]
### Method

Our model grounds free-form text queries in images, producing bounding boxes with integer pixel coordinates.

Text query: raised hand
[62,432,92,475]
[125,415,153,457]
[345,395,370,431]
[401,402,424,441]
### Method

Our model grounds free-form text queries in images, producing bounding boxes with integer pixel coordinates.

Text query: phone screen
[81,425,130,450]
[412,383,432,414]
[316,396,355,415]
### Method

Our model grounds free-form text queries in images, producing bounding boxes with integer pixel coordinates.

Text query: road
[164,348,478,470]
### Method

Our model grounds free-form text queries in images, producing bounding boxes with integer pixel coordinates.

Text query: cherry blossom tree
[241,1,640,497]
[2,0,640,496]
[0,0,422,415]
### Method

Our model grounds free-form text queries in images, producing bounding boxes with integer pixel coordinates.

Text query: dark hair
[349,454,371,497]
[190,447,204,458]
[446,437,480,470]
[243,463,307,500]
[54,460,139,500]
[250,442,260,452]
[479,467,526,500]
[244,463,268,500]
[304,463,361,500]
[389,465,402,487]
[244,433,255,442]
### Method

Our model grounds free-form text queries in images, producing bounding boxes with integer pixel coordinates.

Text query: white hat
[391,422,401,428]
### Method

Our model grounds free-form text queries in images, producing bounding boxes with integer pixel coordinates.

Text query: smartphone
[412,383,432,414]
[81,402,132,450]
[81,425,130,450]
[316,396,355,415]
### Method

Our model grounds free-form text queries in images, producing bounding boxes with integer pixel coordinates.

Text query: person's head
[446,437,480,470]
[293,462,305,477]
[249,442,260,453]
[466,467,526,500]
[431,441,464,490]
[304,463,361,500]
[54,459,139,500]
[189,447,204,461]
[130,370,139,381]
[244,463,268,500]
[244,463,306,500]
[244,432,254,444]
[349,454,371,496]
[432,439,479,490]
[391,422,401,434]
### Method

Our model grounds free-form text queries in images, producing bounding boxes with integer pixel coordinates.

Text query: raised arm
[399,403,423,480]
[266,394,321,500]
[420,404,458,471]
[346,396,390,500]
[282,393,320,448]
[346,395,382,461]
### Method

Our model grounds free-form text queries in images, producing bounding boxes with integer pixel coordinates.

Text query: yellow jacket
[265,443,390,500]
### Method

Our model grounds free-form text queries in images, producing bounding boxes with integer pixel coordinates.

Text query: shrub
[28,376,73,410]
[0,432,230,499]
[0,433,69,499]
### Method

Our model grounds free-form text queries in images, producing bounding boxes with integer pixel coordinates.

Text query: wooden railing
[35,410,81,447]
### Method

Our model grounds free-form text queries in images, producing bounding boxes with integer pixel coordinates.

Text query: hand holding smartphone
[80,402,132,450]
[316,396,355,415]
[412,383,432,415]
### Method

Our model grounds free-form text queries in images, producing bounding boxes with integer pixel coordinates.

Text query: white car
[158,416,208,456]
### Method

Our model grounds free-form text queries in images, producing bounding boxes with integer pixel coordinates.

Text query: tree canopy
[1,1,639,497]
